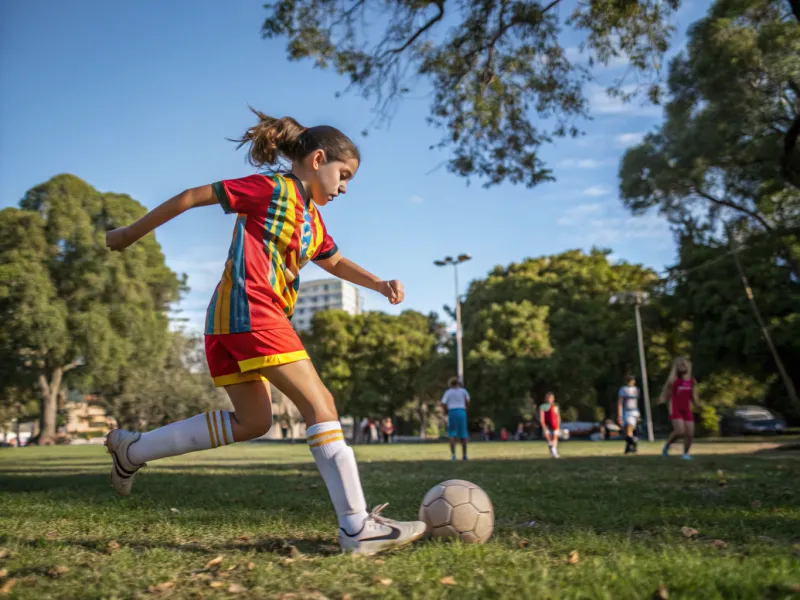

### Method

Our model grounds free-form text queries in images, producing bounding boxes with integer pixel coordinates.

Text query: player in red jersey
[103,110,425,556]
[659,357,699,460]
[539,392,561,459]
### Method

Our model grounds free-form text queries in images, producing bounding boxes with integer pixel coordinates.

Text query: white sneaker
[105,429,145,496]
[338,503,426,556]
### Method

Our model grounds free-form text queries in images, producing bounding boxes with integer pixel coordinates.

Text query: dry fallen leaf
[106,540,121,553]
[247,562,255,571]
[228,583,246,593]
[47,565,69,578]
[568,551,580,564]
[237,535,251,542]
[751,500,762,509]
[0,578,18,594]
[209,581,225,589]
[681,527,699,539]
[654,583,669,599]
[45,531,58,540]
[0,568,7,578]
[716,469,724,477]
[373,559,385,565]
[148,581,175,593]
[376,577,392,586]
[440,576,457,585]
[0,549,10,560]
[226,564,238,572]
[711,540,728,549]
[170,507,180,514]
[204,555,224,570]
[518,539,530,549]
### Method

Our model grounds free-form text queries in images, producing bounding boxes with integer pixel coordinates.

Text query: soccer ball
[418,479,494,543]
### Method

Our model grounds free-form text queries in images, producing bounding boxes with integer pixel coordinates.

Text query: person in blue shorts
[441,377,471,461]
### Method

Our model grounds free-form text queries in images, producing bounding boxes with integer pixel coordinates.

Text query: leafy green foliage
[303,309,445,424]
[461,249,668,422]
[619,0,800,274]
[0,175,183,440]
[262,0,680,187]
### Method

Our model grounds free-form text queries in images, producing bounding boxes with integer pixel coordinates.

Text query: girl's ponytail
[233,108,306,167]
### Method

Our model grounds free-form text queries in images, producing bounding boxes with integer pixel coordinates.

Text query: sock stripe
[205,412,217,448]
[218,411,230,445]
[307,431,343,446]
[309,434,345,448]
[307,428,342,443]
[212,412,222,447]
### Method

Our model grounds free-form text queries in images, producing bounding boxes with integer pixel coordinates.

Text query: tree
[303,308,444,435]
[0,175,183,443]
[105,331,225,430]
[666,230,800,418]
[262,0,680,187]
[619,0,800,276]
[460,249,669,423]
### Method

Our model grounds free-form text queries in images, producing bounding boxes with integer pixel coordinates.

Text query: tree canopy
[0,174,183,442]
[619,0,800,275]
[263,0,680,187]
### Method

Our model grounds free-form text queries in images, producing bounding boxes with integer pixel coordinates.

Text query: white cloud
[407,195,425,204]
[557,202,605,226]
[588,85,662,117]
[581,185,611,197]
[614,132,645,147]
[558,158,610,169]
[557,202,672,248]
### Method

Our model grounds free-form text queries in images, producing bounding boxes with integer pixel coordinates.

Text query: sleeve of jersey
[212,174,275,216]
[311,217,339,262]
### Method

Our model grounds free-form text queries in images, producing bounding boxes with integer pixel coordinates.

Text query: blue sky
[0,0,711,331]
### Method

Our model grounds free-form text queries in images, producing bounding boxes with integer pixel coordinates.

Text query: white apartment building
[292,278,361,331]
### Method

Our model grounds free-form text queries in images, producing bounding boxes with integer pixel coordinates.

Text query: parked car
[719,406,786,436]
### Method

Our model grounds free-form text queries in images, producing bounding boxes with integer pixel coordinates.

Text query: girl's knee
[236,414,273,441]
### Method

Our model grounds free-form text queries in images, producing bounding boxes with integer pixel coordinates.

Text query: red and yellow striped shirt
[205,173,337,335]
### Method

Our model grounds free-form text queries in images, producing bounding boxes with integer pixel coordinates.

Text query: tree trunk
[418,397,428,439]
[36,368,64,444]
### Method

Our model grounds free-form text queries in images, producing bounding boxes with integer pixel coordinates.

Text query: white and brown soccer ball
[419,479,494,543]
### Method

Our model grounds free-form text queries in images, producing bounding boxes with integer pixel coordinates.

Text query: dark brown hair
[448,377,461,388]
[233,108,360,168]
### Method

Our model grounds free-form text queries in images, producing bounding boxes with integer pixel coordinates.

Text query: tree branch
[378,1,445,59]
[62,359,83,374]
[692,186,773,231]
[782,111,800,189]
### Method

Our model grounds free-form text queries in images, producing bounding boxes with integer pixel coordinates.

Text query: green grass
[1,438,799,599]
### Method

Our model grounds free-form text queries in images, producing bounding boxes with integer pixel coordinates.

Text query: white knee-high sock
[127,410,234,465]
[306,421,369,536]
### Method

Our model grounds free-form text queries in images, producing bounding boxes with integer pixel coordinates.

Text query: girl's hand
[377,280,404,305]
[106,227,134,251]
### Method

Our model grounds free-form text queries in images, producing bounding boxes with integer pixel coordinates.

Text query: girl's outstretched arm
[106,185,218,251]
[316,251,404,305]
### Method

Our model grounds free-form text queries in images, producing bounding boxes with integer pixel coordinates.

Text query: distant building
[292,278,361,332]
[65,396,117,439]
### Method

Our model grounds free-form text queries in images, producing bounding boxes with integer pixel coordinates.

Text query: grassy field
[1,438,799,599]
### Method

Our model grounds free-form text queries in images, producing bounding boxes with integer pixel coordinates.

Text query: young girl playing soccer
[539,392,561,459]
[659,357,699,460]
[104,111,426,556]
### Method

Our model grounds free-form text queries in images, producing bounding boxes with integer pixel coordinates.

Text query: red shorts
[205,328,309,387]
[670,404,694,422]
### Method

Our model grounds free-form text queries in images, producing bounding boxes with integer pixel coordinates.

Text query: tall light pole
[434,253,472,383]
[610,291,654,442]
